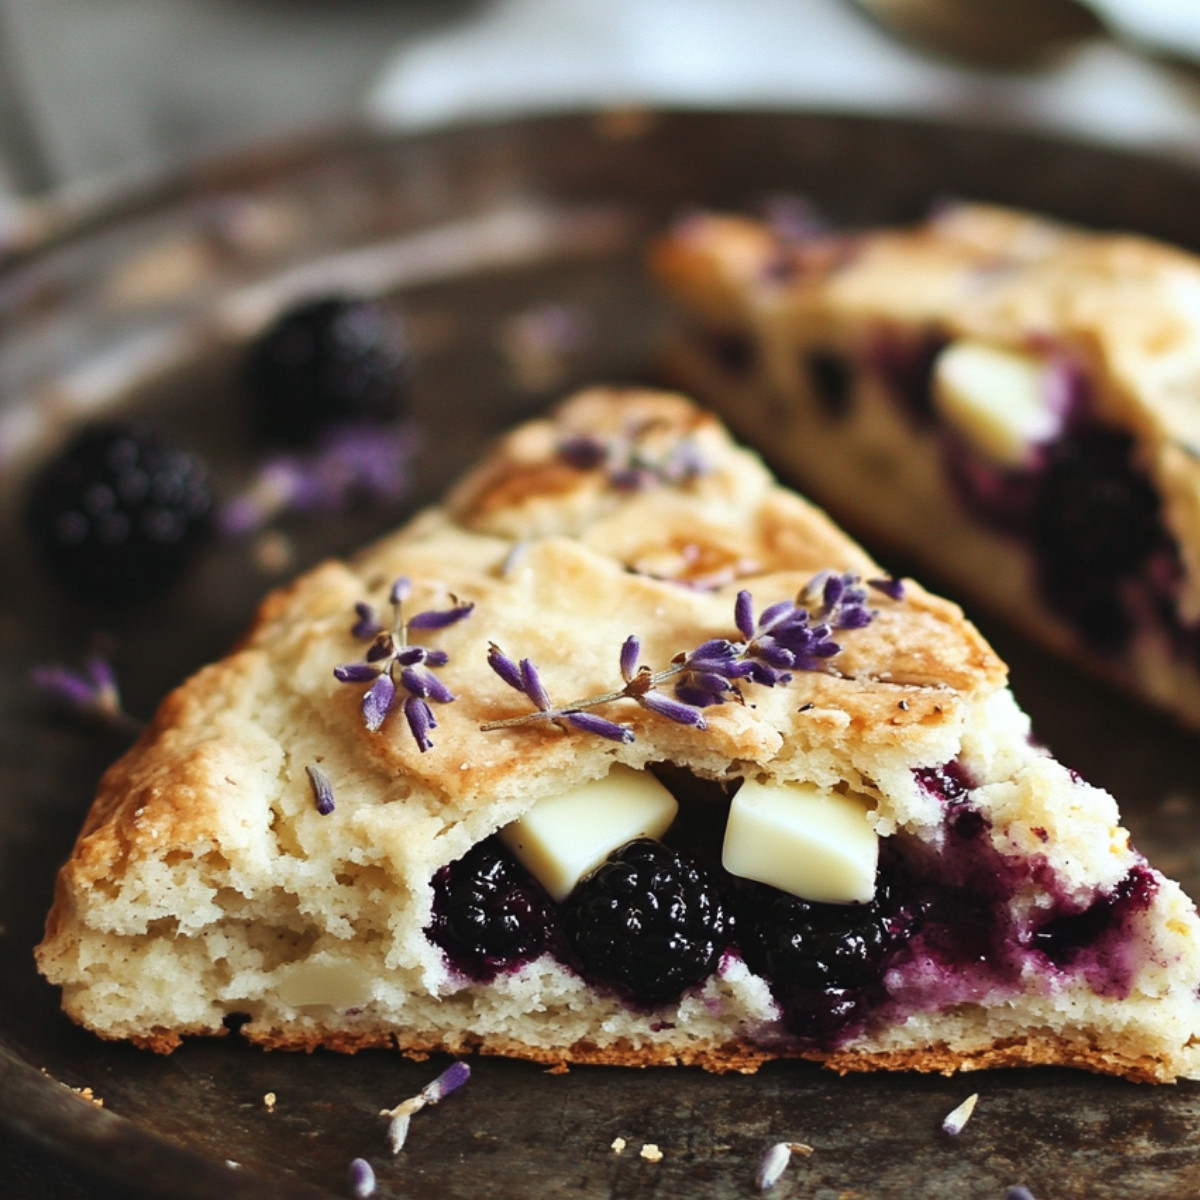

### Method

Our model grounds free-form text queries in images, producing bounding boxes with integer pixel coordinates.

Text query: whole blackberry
[427,839,554,980]
[734,868,915,991]
[245,295,409,445]
[25,422,212,604]
[1033,429,1162,583]
[563,838,732,1005]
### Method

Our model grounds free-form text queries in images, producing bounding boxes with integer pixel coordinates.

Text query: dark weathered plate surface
[4,111,1200,1200]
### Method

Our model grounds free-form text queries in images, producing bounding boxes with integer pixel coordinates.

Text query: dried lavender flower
[756,1142,813,1191]
[1006,1188,1036,1200]
[941,1092,979,1136]
[556,419,708,492]
[31,656,142,735]
[334,577,470,751]
[868,575,905,602]
[305,764,336,816]
[348,1157,376,1198]
[380,1062,471,1154]
[218,422,420,536]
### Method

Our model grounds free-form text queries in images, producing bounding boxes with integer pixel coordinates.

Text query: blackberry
[25,421,212,604]
[563,838,732,1005]
[245,295,409,445]
[734,869,915,992]
[427,839,554,980]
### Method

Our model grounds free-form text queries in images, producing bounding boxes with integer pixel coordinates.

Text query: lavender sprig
[334,577,472,751]
[481,570,888,742]
[31,656,143,735]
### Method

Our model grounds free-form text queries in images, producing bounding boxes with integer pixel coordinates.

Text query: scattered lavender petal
[566,711,635,743]
[363,673,396,732]
[407,601,474,630]
[639,691,707,728]
[941,1093,979,1136]
[305,764,336,816]
[349,1157,376,1198]
[31,665,98,711]
[756,1143,792,1191]
[1006,1188,1036,1200]
[868,575,906,601]
[405,695,436,752]
[334,662,382,683]
[351,602,382,640]
[620,635,641,682]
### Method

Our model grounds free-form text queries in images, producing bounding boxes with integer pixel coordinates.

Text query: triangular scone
[36,388,1200,1081]
[652,204,1200,731]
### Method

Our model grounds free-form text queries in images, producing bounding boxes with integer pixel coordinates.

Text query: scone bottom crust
[35,388,1200,1083]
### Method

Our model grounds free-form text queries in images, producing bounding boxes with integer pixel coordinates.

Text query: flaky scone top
[652,204,1200,621]
[49,389,1009,942]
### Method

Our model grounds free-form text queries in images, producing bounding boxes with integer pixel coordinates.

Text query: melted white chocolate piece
[933,340,1060,467]
[722,779,878,904]
[500,765,678,902]
[276,958,375,1009]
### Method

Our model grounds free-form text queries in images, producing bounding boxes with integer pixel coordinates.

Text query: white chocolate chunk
[722,779,878,904]
[275,958,374,1009]
[500,765,678,902]
[932,340,1060,467]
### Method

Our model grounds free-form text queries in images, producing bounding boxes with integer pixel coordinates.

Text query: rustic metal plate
[4,111,1200,1200]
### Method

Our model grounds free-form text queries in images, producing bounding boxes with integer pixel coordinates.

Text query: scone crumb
[640,1143,663,1162]
[71,1085,103,1107]
[263,1091,277,1112]
[611,1137,627,1154]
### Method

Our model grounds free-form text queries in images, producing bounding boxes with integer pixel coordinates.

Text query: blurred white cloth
[371,0,1200,161]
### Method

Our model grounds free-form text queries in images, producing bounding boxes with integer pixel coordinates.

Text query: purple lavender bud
[519,658,553,711]
[608,465,652,492]
[558,433,608,470]
[31,665,97,710]
[833,604,872,629]
[349,1157,376,1199]
[395,646,425,666]
[401,667,455,705]
[756,1142,792,1191]
[305,764,336,815]
[685,639,742,672]
[822,572,845,611]
[620,635,641,682]
[639,690,707,728]
[868,575,905,601]
[389,577,411,606]
[424,1061,471,1103]
[740,661,792,688]
[734,590,756,640]
[408,601,475,630]
[405,695,436,752]
[363,672,396,732]
[486,644,525,693]
[424,648,450,668]
[351,602,383,640]
[566,710,635,742]
[757,598,798,631]
[334,662,382,683]
[1006,1189,1036,1200]
[84,656,117,693]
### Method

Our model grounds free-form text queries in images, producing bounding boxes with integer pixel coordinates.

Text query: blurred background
[3,0,1200,205]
